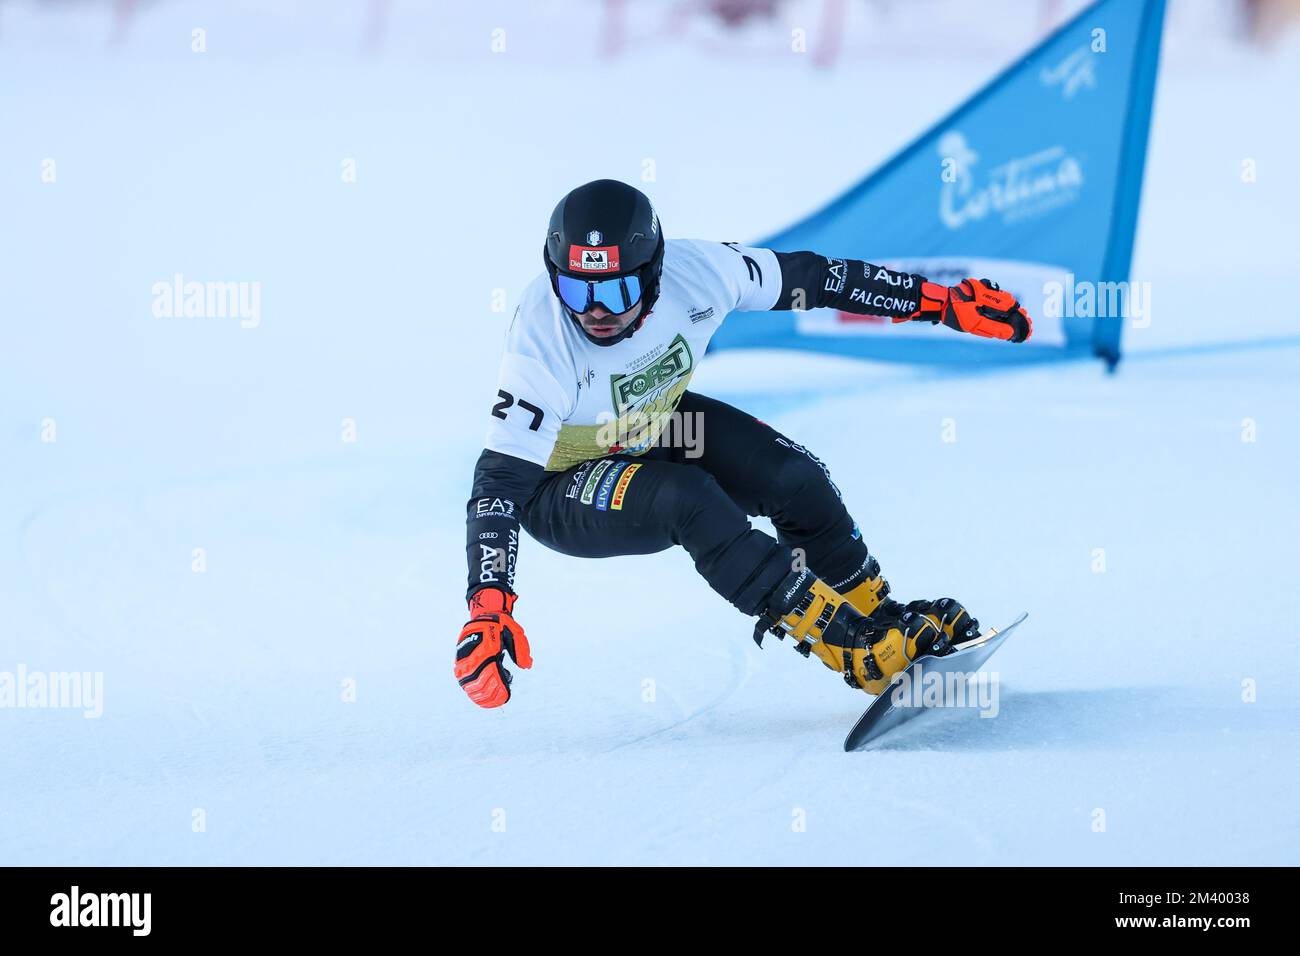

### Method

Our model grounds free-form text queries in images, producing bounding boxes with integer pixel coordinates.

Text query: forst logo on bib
[568,244,621,272]
[610,334,693,414]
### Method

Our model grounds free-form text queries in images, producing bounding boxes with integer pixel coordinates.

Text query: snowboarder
[457,179,1032,708]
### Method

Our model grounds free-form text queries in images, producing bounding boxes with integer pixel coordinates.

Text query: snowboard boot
[841,582,981,649]
[837,554,893,619]
[834,561,981,690]
[851,601,965,694]
[905,597,981,646]
[755,569,953,695]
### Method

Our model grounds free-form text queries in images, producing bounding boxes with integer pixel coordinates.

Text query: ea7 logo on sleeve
[568,245,621,272]
[475,497,515,518]
[50,886,151,936]
[825,258,847,295]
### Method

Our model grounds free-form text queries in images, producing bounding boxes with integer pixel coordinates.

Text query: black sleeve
[770,251,927,320]
[465,449,545,603]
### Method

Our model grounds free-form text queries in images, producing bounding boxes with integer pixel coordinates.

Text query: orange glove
[456,588,532,708]
[898,278,1032,343]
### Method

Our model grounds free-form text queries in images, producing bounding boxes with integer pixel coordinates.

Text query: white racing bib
[485,239,780,472]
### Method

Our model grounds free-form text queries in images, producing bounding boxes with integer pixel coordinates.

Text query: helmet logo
[568,244,620,272]
[587,230,603,245]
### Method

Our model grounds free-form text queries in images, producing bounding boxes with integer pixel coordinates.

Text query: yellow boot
[837,554,891,618]
[833,560,980,693]
[853,607,950,695]
[907,597,981,646]
[758,569,950,695]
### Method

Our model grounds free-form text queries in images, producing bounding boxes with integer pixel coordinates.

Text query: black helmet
[543,179,665,346]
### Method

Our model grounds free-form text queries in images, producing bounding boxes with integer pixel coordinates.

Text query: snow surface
[2,1,1298,865]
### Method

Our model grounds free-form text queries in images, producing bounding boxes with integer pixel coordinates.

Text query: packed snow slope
[2,2,1297,864]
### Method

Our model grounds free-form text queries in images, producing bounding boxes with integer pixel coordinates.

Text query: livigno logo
[610,334,692,415]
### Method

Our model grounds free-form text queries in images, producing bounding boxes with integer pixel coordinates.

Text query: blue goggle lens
[556,273,643,315]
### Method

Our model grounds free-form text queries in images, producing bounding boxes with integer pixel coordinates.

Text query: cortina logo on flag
[936,131,1083,230]
[569,244,620,272]
[707,0,1165,366]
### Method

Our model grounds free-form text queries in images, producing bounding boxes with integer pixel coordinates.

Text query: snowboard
[843,612,1027,752]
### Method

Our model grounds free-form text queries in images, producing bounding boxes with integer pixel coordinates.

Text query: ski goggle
[555,272,643,316]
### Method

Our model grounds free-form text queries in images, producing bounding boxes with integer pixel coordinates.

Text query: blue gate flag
[710,0,1166,367]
